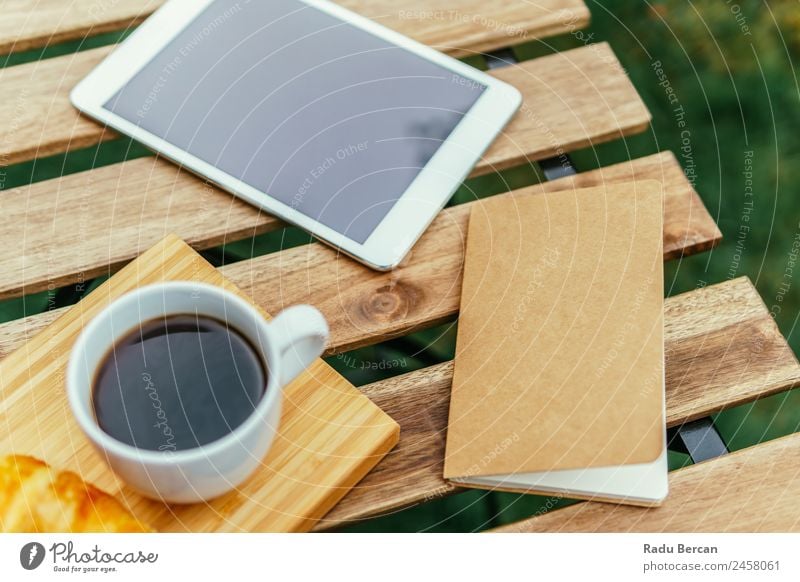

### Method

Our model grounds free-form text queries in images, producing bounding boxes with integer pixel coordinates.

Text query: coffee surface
[92,314,266,452]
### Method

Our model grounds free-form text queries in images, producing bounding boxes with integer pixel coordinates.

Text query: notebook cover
[444,181,664,479]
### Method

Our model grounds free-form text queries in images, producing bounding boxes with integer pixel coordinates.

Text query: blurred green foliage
[0,0,797,531]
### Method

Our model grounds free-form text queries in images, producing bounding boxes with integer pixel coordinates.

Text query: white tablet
[71,0,521,270]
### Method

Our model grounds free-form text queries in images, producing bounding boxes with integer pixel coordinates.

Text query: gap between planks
[0,0,590,58]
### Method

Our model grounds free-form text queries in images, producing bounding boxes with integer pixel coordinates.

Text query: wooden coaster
[0,234,399,531]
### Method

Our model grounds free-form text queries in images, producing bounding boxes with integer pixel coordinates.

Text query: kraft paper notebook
[444,181,667,506]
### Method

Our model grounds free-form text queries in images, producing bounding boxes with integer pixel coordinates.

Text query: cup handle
[268,304,329,387]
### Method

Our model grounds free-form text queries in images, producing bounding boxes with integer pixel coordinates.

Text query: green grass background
[1,1,798,531]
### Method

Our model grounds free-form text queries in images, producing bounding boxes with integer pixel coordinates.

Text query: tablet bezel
[70,0,522,270]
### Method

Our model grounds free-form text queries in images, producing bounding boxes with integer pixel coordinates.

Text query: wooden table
[0,0,798,532]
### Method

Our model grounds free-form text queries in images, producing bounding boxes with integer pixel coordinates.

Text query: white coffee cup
[66,281,329,503]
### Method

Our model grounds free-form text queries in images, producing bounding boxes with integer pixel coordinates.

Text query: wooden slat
[312,277,800,528]
[0,46,116,164]
[0,152,721,314]
[0,0,589,58]
[1,39,647,169]
[0,0,160,55]
[476,43,652,174]
[0,42,657,300]
[218,155,715,356]
[0,154,714,352]
[493,431,800,532]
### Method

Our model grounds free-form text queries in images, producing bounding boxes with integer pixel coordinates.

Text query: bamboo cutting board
[0,234,399,531]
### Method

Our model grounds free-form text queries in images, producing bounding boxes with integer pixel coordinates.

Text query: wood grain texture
[0,0,161,55]
[216,157,715,357]
[0,0,589,57]
[0,46,115,164]
[317,363,457,529]
[0,154,719,356]
[1,39,646,169]
[483,45,651,174]
[0,149,715,304]
[493,431,800,532]
[0,235,399,532]
[317,277,800,528]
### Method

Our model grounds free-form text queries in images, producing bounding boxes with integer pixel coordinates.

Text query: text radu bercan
[644,543,718,554]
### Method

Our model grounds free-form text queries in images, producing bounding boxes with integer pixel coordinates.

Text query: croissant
[0,455,151,532]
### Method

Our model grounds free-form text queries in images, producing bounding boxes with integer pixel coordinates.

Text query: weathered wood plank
[493,431,800,532]
[478,43,652,174]
[0,45,656,298]
[0,149,713,303]
[0,0,589,58]
[217,158,714,356]
[316,278,800,529]
[1,41,646,172]
[0,0,161,55]
[0,46,116,164]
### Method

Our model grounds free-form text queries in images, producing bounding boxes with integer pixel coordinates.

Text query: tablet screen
[104,0,486,243]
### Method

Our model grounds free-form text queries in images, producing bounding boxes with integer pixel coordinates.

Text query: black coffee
[92,314,267,452]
